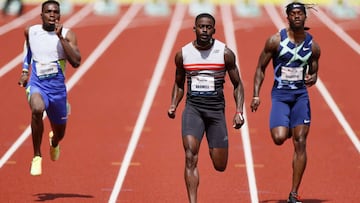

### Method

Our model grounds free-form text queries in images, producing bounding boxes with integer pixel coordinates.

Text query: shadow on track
[260,199,330,203]
[33,193,94,201]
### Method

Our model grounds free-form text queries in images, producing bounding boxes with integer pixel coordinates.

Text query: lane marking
[235,164,264,168]
[108,3,187,203]
[0,5,40,36]
[221,4,259,203]
[0,4,94,78]
[264,5,360,153]
[0,4,139,168]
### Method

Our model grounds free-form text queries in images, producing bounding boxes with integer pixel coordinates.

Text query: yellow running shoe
[49,131,60,161]
[30,156,42,176]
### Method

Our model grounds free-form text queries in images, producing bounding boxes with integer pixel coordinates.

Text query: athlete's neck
[193,38,214,50]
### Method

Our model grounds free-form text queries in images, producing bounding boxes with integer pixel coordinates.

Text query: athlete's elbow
[71,58,81,68]
[71,62,80,68]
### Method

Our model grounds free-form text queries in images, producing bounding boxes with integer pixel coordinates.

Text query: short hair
[195,13,215,26]
[42,0,60,12]
[285,2,306,16]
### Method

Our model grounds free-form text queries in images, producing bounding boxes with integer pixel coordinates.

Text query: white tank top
[182,39,226,109]
[28,24,68,63]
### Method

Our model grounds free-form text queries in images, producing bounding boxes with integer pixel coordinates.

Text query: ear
[193,26,196,32]
[213,28,216,34]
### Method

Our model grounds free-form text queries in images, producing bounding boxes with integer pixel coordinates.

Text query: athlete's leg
[49,122,66,147]
[289,91,311,194]
[29,93,45,157]
[204,109,229,171]
[270,126,289,145]
[209,147,228,171]
[291,124,309,193]
[47,92,68,148]
[183,135,200,203]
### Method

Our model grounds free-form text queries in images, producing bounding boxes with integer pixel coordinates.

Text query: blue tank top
[272,29,313,90]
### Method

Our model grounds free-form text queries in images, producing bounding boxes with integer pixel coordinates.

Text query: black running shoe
[287,192,302,203]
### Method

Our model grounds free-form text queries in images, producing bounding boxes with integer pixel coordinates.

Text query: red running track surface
[0,3,359,203]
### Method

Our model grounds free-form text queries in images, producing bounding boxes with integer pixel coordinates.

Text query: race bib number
[281,66,303,82]
[36,62,58,79]
[191,75,215,92]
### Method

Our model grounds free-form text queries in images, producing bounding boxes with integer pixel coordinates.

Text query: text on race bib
[191,75,215,92]
[36,62,58,79]
[281,66,303,82]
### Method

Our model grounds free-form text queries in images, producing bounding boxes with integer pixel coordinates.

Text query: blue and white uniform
[181,40,228,148]
[23,25,69,124]
[270,28,312,129]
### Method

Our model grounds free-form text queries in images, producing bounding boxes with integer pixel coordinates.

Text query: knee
[214,165,226,172]
[31,102,44,116]
[272,135,286,145]
[294,136,307,152]
[31,108,43,120]
[271,128,288,145]
[185,149,198,169]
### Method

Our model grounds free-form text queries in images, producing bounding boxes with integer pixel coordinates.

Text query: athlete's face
[41,3,61,31]
[287,8,306,31]
[194,17,215,45]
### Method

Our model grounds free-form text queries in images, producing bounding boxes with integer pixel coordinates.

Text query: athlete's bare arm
[305,40,320,87]
[224,47,244,129]
[56,20,81,68]
[168,51,185,119]
[251,33,280,112]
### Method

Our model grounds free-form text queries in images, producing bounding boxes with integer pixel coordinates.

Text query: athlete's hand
[304,73,317,87]
[55,20,63,39]
[250,97,260,112]
[167,105,176,119]
[18,72,29,87]
[233,112,245,129]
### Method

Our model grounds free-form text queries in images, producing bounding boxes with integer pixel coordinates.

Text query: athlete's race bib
[191,75,215,92]
[36,62,58,79]
[281,66,303,82]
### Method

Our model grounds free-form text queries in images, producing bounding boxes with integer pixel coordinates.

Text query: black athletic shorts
[181,103,228,148]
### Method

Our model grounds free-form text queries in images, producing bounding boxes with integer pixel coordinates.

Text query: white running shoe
[49,131,60,161]
[30,156,42,176]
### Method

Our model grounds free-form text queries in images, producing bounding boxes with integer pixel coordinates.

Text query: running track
[0,2,359,203]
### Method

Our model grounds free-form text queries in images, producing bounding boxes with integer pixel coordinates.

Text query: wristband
[253,96,260,100]
[21,70,29,76]
[236,112,244,120]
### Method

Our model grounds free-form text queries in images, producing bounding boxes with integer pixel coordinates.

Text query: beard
[43,23,55,32]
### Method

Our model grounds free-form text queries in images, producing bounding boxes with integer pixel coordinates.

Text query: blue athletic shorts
[26,85,68,125]
[270,88,311,129]
[182,104,228,148]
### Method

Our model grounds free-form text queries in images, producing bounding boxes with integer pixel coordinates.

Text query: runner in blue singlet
[18,0,81,176]
[250,2,321,203]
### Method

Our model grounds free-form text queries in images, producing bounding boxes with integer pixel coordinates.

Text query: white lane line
[264,5,360,153]
[107,3,187,203]
[220,4,259,203]
[0,3,94,78]
[0,5,40,36]
[0,4,140,168]
[313,8,360,55]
